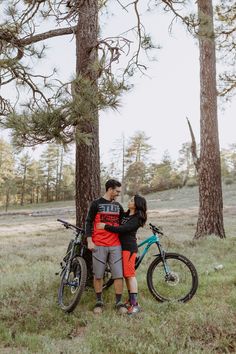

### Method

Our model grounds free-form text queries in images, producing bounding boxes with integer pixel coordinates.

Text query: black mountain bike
[57,219,87,313]
[57,219,110,312]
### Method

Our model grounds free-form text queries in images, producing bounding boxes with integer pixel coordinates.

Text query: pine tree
[0,1,133,226]
[195,0,225,238]
[0,138,15,210]
[125,131,152,194]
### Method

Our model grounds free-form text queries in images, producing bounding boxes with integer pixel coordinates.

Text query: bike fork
[156,242,170,274]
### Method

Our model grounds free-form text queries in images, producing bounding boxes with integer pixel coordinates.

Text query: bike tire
[58,256,87,312]
[147,253,198,303]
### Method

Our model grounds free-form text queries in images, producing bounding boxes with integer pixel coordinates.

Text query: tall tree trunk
[75,0,100,227]
[46,170,50,203]
[195,0,225,238]
[20,164,27,206]
[5,187,10,212]
[121,134,125,203]
[58,147,64,201]
[55,147,60,201]
[31,189,34,204]
[36,186,39,204]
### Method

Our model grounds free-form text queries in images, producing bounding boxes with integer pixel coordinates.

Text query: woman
[97,194,147,315]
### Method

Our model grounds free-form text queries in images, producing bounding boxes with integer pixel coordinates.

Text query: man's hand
[97,222,106,230]
[87,237,95,251]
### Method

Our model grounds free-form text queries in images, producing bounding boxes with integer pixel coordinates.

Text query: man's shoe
[93,301,104,314]
[127,304,141,316]
[115,301,128,314]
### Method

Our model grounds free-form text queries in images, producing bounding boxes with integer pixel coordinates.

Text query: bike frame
[135,233,170,274]
[60,230,83,283]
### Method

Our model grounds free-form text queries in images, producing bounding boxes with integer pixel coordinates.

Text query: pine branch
[20,26,77,46]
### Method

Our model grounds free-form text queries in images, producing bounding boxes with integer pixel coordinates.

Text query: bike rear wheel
[147,253,198,303]
[58,256,87,312]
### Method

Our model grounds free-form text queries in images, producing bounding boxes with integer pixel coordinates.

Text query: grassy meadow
[0,185,236,353]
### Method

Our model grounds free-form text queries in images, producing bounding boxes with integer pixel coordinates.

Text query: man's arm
[85,200,98,250]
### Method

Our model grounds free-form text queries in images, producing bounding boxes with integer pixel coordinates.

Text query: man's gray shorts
[92,245,123,279]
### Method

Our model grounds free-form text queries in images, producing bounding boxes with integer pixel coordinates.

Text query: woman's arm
[97,216,140,234]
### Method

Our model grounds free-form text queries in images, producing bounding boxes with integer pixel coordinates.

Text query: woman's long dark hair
[134,194,147,227]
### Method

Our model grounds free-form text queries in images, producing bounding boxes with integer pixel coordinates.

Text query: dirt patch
[148,205,236,218]
[0,207,196,237]
[0,207,76,237]
[0,206,75,217]
[148,207,198,217]
[0,221,59,238]
[0,205,235,238]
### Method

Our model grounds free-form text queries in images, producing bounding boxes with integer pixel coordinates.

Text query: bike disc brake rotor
[165,272,179,286]
[70,277,80,294]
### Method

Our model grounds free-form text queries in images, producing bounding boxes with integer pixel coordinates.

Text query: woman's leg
[126,276,138,293]
[126,277,138,306]
[125,277,130,291]
[122,251,140,310]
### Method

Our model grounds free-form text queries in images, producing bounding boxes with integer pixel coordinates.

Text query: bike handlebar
[57,219,85,233]
[58,219,161,236]
[149,223,163,235]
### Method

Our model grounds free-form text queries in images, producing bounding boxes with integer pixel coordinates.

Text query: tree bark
[5,188,10,212]
[195,0,225,238]
[75,0,100,227]
[20,164,27,206]
[58,147,64,201]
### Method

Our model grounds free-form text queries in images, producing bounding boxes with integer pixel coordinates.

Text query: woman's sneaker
[127,304,141,316]
[93,300,104,314]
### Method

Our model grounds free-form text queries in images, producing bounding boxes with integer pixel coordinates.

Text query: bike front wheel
[147,253,198,303]
[58,256,87,312]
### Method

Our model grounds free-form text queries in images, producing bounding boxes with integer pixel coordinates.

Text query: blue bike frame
[135,233,170,274]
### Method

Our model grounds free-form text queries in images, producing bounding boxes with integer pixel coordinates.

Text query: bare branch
[186,117,200,172]
[20,26,77,46]
[0,96,13,116]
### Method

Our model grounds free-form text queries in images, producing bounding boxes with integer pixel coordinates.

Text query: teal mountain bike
[137,223,198,303]
[104,223,198,303]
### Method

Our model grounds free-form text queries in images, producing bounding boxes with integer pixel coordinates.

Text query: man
[85,179,126,314]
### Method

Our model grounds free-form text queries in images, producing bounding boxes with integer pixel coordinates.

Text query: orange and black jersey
[85,197,124,247]
[104,213,140,253]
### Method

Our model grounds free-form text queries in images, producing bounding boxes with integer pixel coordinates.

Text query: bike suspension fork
[156,242,170,274]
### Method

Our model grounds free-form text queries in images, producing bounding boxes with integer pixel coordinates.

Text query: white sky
[1,2,235,164]
[98,2,236,164]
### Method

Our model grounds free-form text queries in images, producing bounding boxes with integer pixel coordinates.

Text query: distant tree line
[1,132,236,210]
[102,131,236,197]
[0,139,75,211]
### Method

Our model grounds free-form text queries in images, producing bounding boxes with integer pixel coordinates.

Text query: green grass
[0,185,236,353]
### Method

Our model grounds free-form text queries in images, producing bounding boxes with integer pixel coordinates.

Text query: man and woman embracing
[85,179,147,316]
